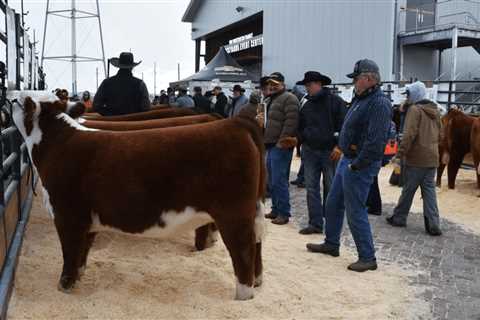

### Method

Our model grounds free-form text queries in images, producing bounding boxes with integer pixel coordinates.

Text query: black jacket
[193,93,212,114]
[93,69,150,116]
[214,92,228,117]
[299,88,347,151]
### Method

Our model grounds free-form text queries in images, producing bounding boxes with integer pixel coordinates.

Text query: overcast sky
[7,0,195,95]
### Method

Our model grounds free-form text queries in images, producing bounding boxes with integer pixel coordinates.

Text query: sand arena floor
[8,158,480,319]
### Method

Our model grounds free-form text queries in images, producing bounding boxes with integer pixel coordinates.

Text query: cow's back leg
[216,210,257,300]
[78,232,97,277]
[194,223,218,251]
[54,215,89,292]
[447,151,465,189]
[254,201,265,287]
[436,163,445,187]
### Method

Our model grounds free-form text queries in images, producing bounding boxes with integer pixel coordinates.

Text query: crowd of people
[57,52,444,273]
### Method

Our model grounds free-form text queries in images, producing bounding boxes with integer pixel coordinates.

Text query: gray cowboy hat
[110,52,142,69]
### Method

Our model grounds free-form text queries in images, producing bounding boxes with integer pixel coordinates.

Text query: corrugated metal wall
[190,0,396,87]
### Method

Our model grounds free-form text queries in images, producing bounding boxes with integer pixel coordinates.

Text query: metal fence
[330,80,480,115]
[0,0,41,318]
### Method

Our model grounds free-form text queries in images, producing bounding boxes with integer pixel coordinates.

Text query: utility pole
[154,62,157,96]
[177,63,180,81]
[71,0,77,95]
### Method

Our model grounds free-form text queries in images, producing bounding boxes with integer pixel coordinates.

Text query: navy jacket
[339,86,392,169]
[93,69,150,116]
[298,88,347,151]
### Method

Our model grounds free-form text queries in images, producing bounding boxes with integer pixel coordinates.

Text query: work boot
[264,211,277,219]
[306,243,339,257]
[386,216,406,227]
[299,226,323,235]
[271,216,289,225]
[347,260,378,272]
[297,182,306,188]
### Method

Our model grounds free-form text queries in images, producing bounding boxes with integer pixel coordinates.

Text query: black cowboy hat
[110,52,142,69]
[296,71,332,86]
[231,84,245,92]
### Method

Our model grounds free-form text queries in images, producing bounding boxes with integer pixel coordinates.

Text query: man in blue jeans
[263,72,300,225]
[306,59,392,272]
[296,71,347,234]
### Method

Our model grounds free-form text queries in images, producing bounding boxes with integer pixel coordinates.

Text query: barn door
[406,0,436,31]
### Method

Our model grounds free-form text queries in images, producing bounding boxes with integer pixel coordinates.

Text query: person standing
[192,86,212,113]
[212,86,228,117]
[93,52,150,116]
[296,71,347,234]
[172,86,195,108]
[263,72,300,225]
[306,59,392,272]
[159,90,169,105]
[81,91,93,112]
[228,84,249,117]
[386,81,443,236]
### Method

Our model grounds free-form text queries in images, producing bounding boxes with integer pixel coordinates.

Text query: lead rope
[6,99,37,196]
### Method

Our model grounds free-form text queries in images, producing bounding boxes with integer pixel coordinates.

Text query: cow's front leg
[55,217,88,293]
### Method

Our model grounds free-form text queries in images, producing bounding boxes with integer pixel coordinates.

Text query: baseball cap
[347,59,380,79]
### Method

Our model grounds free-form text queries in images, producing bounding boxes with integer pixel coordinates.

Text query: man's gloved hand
[255,112,265,128]
[276,136,298,149]
[330,146,342,161]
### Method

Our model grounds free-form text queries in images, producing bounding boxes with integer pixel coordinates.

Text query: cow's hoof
[235,282,254,300]
[254,275,263,287]
[57,276,76,293]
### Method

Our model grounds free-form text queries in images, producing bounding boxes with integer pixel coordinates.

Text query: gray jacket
[228,94,249,117]
[173,95,195,108]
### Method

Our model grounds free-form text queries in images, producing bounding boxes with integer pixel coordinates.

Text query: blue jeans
[391,166,440,227]
[325,157,381,262]
[267,146,294,217]
[303,145,335,229]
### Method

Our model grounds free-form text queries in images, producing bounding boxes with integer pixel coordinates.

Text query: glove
[329,146,342,161]
[276,136,298,149]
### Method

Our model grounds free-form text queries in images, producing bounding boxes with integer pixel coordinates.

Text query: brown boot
[271,216,289,225]
[264,211,278,219]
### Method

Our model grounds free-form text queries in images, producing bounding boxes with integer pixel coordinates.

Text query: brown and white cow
[436,108,475,189]
[12,96,266,300]
[82,107,196,121]
[471,117,480,189]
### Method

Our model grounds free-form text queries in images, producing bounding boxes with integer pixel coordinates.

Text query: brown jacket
[263,90,299,145]
[397,100,442,168]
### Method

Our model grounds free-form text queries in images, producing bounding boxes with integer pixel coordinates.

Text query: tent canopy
[171,47,258,87]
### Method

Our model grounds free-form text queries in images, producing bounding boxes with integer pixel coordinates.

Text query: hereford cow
[83,107,196,121]
[436,108,475,189]
[80,113,222,131]
[471,117,480,189]
[12,96,266,300]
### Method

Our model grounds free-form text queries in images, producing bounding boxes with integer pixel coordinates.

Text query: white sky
[7,0,195,96]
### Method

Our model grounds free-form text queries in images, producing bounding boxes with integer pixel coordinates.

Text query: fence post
[447,81,453,110]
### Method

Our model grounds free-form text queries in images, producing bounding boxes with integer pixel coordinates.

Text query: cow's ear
[67,102,86,119]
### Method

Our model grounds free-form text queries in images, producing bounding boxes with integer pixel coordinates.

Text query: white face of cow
[11,96,44,159]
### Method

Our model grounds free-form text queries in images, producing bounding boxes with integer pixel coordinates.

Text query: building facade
[182,0,480,88]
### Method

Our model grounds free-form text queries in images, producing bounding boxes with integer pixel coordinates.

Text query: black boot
[347,260,378,272]
[306,243,339,257]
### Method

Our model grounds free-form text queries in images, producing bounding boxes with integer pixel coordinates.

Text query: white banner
[23,33,31,89]
[6,7,17,89]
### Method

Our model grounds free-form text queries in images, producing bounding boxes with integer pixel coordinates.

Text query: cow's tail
[234,109,267,242]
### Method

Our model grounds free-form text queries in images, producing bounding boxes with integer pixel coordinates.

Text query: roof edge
[182,0,202,22]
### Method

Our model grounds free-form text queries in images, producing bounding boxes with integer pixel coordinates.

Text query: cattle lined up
[437,108,480,190]
[6,94,266,300]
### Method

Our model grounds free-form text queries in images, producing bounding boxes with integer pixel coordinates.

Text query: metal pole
[177,63,180,81]
[71,0,77,95]
[41,0,49,69]
[399,44,404,81]
[21,0,24,28]
[96,67,98,90]
[451,27,458,80]
[95,0,107,77]
[154,62,157,96]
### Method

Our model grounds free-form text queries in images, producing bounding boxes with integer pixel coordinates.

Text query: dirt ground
[9,190,431,319]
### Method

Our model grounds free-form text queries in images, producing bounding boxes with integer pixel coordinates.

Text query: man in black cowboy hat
[93,52,150,116]
[296,71,347,235]
[227,84,249,117]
